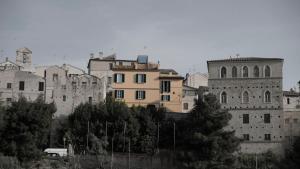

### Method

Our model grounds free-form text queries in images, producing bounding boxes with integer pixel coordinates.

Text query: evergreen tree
[176,93,240,169]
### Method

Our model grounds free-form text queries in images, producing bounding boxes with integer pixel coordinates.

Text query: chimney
[99,52,103,59]
[5,57,8,62]
[90,53,94,59]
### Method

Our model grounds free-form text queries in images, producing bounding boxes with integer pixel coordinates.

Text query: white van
[44,148,68,157]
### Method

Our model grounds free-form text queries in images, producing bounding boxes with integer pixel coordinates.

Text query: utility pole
[110,137,114,169]
[173,122,176,152]
[123,122,127,152]
[255,153,258,169]
[128,139,131,169]
[157,122,160,152]
[86,121,90,150]
[105,121,108,141]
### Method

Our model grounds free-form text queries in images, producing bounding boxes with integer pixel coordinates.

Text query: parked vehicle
[44,148,68,157]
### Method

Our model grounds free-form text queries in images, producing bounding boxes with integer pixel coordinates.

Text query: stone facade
[43,66,104,117]
[0,70,45,105]
[184,72,208,88]
[207,57,284,154]
[15,47,33,72]
[283,90,300,148]
[182,85,198,113]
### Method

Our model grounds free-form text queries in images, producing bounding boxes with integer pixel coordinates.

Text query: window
[161,95,170,101]
[265,91,271,103]
[243,134,250,141]
[135,91,146,100]
[265,66,271,77]
[243,114,249,124]
[265,134,271,141]
[285,118,290,124]
[243,91,249,103]
[287,98,290,104]
[89,97,92,104]
[82,82,87,88]
[114,90,124,99]
[38,82,44,91]
[53,74,58,81]
[221,67,227,78]
[135,74,146,83]
[264,114,271,123]
[254,66,259,77]
[6,98,12,102]
[7,83,12,89]
[161,81,171,93]
[183,103,189,110]
[232,66,237,78]
[221,92,227,104]
[63,95,66,102]
[72,82,76,89]
[243,66,248,78]
[107,77,112,85]
[114,73,125,83]
[19,81,25,91]
[294,118,298,123]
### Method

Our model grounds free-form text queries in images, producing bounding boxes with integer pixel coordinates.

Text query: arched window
[221,67,227,78]
[243,66,248,78]
[265,66,271,77]
[221,92,227,104]
[232,66,237,78]
[243,91,249,103]
[265,91,271,103]
[254,66,259,77]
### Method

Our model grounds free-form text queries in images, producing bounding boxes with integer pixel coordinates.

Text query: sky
[0,0,299,90]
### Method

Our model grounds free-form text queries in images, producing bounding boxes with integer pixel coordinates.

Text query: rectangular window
[161,95,170,101]
[135,91,146,100]
[6,98,12,102]
[160,81,171,93]
[53,74,58,81]
[63,95,66,102]
[114,73,125,83]
[183,103,189,110]
[114,90,124,99]
[243,114,249,124]
[243,134,250,141]
[285,119,289,124]
[82,82,87,88]
[294,118,298,123]
[19,81,25,91]
[38,82,44,91]
[7,83,12,89]
[107,77,112,85]
[264,114,270,123]
[89,97,92,104]
[265,134,271,141]
[135,74,146,83]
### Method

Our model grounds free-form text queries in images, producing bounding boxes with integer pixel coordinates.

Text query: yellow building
[88,55,184,112]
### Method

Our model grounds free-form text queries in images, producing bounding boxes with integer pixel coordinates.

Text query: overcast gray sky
[0,0,299,90]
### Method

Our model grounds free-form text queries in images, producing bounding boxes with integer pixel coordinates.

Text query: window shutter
[121,90,124,98]
[122,74,125,82]
[135,74,138,83]
[143,74,146,83]
[114,90,117,98]
[143,91,146,99]
[136,91,138,99]
[114,74,117,83]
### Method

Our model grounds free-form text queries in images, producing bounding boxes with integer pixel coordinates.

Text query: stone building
[283,88,300,147]
[15,47,33,72]
[182,85,198,113]
[43,65,104,116]
[0,70,45,105]
[207,57,284,154]
[184,72,208,88]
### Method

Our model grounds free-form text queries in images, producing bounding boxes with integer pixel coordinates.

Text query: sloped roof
[16,47,32,53]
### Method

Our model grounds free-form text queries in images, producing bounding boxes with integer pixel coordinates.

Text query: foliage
[279,137,300,169]
[237,151,280,169]
[0,96,56,162]
[175,93,240,169]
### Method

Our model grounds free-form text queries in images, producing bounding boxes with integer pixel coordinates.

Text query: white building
[184,72,208,88]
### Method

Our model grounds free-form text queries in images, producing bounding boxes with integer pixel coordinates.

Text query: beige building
[88,54,184,112]
[182,85,198,113]
[207,57,284,154]
[184,72,208,88]
[0,70,45,105]
[283,89,300,147]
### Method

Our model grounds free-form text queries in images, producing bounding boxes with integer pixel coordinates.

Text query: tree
[0,96,56,162]
[280,137,300,169]
[176,93,240,169]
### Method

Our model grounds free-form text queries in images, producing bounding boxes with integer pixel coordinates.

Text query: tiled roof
[207,57,283,63]
[159,69,178,74]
